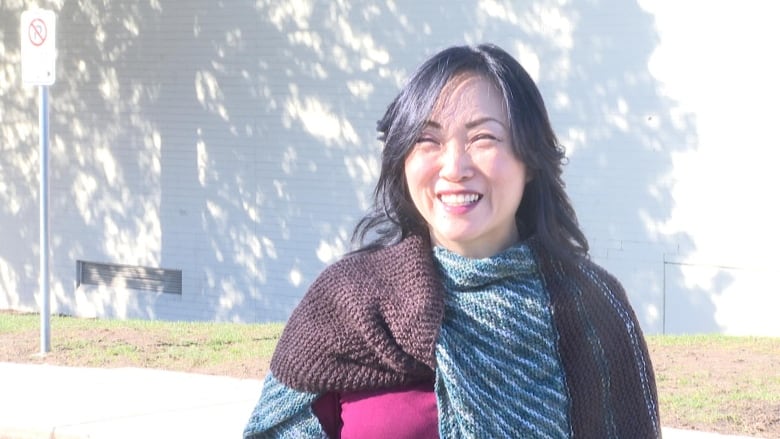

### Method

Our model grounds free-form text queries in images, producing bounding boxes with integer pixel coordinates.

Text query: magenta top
[312,381,439,438]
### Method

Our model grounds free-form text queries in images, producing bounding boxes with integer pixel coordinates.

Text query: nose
[438,140,473,181]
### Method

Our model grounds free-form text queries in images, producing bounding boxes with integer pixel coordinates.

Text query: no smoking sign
[21,9,56,86]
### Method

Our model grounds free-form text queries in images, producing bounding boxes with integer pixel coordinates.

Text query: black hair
[352,43,588,261]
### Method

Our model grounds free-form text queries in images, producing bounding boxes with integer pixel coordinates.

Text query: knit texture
[243,373,326,439]
[270,234,444,392]
[433,244,571,438]
[257,234,660,438]
[530,244,661,438]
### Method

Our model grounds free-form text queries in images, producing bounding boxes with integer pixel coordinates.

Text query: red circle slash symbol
[29,18,47,47]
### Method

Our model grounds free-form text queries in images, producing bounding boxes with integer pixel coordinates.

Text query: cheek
[403,161,417,193]
[403,161,422,206]
[488,159,528,201]
[404,155,430,193]
[404,157,438,218]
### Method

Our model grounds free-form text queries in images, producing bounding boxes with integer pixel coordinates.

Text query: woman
[244,44,660,438]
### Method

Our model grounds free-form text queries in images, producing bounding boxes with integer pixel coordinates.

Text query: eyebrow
[422,120,441,130]
[465,117,507,130]
[423,117,506,130]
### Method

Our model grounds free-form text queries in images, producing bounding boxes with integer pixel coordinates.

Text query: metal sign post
[21,8,56,354]
[38,85,51,354]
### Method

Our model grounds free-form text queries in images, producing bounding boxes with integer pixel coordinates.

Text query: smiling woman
[404,73,529,258]
[243,44,661,438]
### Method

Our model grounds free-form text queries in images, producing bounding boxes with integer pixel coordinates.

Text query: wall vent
[77,260,182,295]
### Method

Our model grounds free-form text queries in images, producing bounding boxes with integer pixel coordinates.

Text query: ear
[525,168,534,183]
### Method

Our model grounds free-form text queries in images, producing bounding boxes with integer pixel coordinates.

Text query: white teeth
[440,193,480,206]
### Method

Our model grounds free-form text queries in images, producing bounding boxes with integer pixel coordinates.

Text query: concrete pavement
[0,362,262,439]
[0,362,765,438]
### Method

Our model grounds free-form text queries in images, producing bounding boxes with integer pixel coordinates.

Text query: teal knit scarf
[433,243,572,438]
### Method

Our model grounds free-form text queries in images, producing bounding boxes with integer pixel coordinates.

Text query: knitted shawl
[269,234,660,438]
[432,243,570,437]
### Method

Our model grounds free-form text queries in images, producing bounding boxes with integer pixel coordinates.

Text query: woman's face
[404,73,529,258]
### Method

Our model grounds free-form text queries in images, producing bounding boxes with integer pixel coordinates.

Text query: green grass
[646,333,780,435]
[647,333,779,349]
[2,312,779,435]
[0,312,285,371]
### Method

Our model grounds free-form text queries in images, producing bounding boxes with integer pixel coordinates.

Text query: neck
[430,230,519,259]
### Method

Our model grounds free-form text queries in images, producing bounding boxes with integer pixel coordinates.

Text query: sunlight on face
[404,73,529,258]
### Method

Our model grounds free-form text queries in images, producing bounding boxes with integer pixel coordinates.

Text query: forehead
[428,72,507,124]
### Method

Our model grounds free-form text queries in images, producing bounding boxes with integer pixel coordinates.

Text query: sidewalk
[0,362,262,439]
[0,362,764,439]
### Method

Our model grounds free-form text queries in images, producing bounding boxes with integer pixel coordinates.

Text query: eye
[416,136,438,144]
[414,134,441,151]
[469,132,501,148]
[473,133,497,141]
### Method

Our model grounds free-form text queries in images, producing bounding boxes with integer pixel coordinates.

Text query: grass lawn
[1,311,779,437]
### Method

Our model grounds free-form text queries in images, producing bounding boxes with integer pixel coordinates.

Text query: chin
[433,232,481,249]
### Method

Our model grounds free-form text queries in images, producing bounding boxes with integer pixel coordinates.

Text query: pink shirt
[312,381,439,438]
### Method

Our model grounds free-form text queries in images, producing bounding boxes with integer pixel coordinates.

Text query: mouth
[438,192,482,206]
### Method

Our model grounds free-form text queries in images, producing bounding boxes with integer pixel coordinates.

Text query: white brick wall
[2,0,778,335]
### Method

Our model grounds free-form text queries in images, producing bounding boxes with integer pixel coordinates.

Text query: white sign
[21,9,56,86]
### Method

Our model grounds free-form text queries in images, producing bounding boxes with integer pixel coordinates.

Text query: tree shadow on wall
[540,0,729,333]
[0,0,729,330]
[0,2,46,310]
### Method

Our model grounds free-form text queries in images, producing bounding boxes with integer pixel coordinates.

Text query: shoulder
[557,256,633,314]
[531,241,628,308]
[270,234,443,392]
[308,234,436,299]
[541,252,644,349]
[527,237,626,301]
[574,257,626,298]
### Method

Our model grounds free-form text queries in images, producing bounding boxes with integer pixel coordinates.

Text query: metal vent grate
[77,260,182,294]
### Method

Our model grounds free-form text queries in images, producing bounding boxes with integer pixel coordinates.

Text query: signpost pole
[39,84,51,354]
[22,8,56,354]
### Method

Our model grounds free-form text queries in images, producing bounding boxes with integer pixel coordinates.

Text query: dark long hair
[352,43,588,261]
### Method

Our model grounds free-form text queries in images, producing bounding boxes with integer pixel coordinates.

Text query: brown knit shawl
[269,234,660,438]
[270,234,444,392]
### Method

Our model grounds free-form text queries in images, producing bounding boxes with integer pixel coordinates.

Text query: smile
[438,193,482,206]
